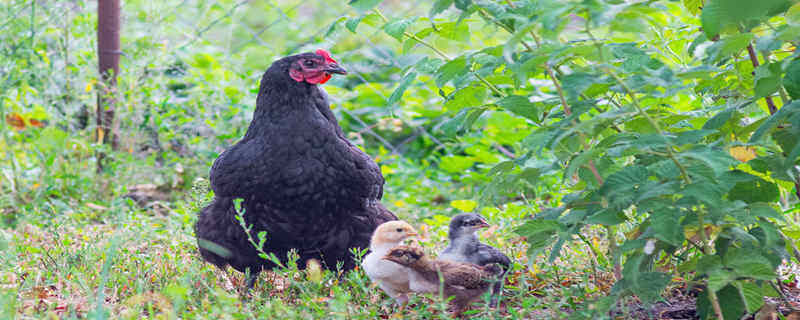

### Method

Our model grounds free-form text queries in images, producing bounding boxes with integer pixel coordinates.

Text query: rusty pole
[96,0,120,172]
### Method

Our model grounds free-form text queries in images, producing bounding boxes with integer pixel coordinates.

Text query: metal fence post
[97,0,121,172]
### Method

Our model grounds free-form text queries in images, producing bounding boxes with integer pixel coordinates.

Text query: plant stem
[580,18,693,186]
[745,43,800,198]
[500,0,618,280]
[746,43,777,113]
[696,210,725,320]
[605,70,693,185]
[373,8,504,97]
[576,232,601,287]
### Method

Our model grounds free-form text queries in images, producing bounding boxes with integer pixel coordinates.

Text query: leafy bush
[346,0,800,318]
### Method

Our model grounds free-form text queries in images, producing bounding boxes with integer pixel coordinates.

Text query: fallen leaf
[730,146,756,162]
[28,119,45,128]
[5,113,26,130]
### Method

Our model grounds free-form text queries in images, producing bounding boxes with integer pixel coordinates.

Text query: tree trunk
[96,0,120,172]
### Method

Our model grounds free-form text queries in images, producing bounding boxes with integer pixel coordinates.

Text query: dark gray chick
[439,213,511,307]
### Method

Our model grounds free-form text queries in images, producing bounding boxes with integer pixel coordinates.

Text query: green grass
[2,172,615,319]
[1,199,557,319]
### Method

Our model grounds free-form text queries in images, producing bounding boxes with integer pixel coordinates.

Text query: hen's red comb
[316,49,337,64]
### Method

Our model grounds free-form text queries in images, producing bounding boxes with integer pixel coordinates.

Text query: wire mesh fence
[0,0,444,170]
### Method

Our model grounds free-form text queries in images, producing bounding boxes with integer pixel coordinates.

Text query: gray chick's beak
[477,219,490,229]
[325,63,347,75]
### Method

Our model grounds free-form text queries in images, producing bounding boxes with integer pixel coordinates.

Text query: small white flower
[644,239,656,255]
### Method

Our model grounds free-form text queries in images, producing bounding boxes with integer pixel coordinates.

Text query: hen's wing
[209,137,272,198]
[209,89,384,209]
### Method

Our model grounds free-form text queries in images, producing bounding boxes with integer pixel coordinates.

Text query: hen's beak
[325,63,347,75]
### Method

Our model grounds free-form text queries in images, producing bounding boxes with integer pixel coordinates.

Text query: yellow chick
[362,221,418,305]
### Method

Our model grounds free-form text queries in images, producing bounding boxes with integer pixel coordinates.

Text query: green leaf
[680,147,738,176]
[383,18,414,41]
[717,284,747,320]
[785,139,800,167]
[414,56,444,74]
[450,199,478,212]
[444,86,487,111]
[387,71,416,106]
[749,203,785,221]
[701,0,722,38]
[560,72,599,99]
[439,155,475,173]
[697,255,723,274]
[789,2,800,24]
[675,129,715,145]
[650,210,684,246]
[754,75,782,99]
[702,100,752,130]
[454,0,472,10]
[430,0,454,17]
[435,56,468,87]
[683,181,725,206]
[724,248,777,280]
[324,17,347,37]
[734,281,765,313]
[784,59,800,100]
[586,210,627,226]
[345,16,364,33]
[707,269,735,292]
[437,22,470,42]
[754,62,783,99]
[683,0,704,15]
[633,272,671,303]
[487,161,515,177]
[439,108,485,136]
[495,95,539,122]
[749,101,800,143]
[611,44,651,72]
[515,219,561,255]
[601,166,649,195]
[503,21,537,62]
[709,33,754,62]
[348,0,382,12]
[515,219,561,237]
[728,177,779,203]
[564,149,600,184]
[548,236,565,263]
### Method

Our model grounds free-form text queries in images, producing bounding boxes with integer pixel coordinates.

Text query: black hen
[195,50,397,286]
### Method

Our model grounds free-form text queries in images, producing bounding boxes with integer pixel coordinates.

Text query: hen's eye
[303,60,315,67]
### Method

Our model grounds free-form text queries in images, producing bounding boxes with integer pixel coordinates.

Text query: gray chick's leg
[245,271,259,290]
[489,280,503,307]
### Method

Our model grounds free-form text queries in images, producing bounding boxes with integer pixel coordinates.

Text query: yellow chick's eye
[396,228,403,232]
